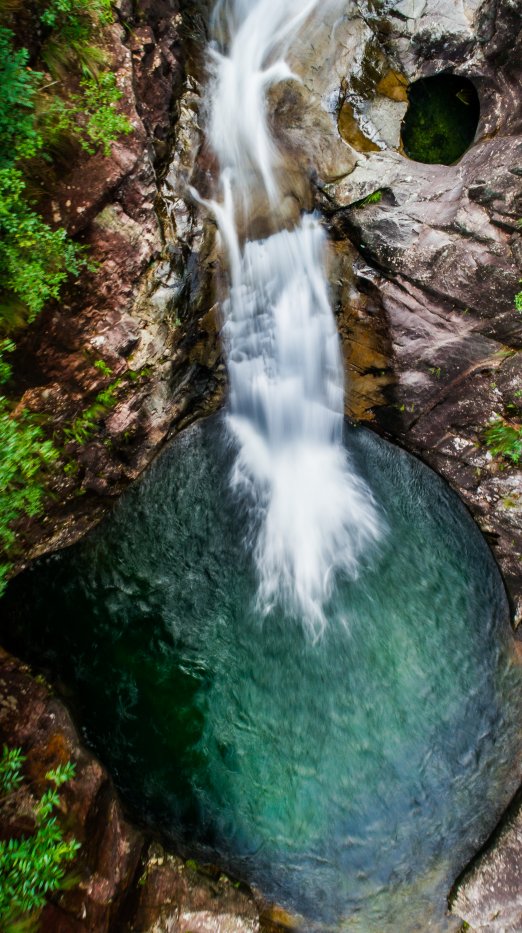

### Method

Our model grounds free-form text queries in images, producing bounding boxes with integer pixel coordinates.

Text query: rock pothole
[401,73,480,165]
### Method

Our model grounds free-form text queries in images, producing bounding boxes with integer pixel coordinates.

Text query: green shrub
[0,29,42,166]
[42,72,132,158]
[0,745,80,929]
[40,0,113,78]
[352,189,383,208]
[0,167,88,328]
[40,0,112,32]
[483,417,522,465]
[0,344,59,596]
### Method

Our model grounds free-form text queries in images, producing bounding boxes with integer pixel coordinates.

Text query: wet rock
[292,0,522,627]
[125,844,261,932]
[451,792,522,932]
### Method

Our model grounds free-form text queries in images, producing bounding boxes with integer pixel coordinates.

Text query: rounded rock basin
[3,416,521,932]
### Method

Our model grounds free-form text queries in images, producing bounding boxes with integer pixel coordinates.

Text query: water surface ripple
[4,417,521,932]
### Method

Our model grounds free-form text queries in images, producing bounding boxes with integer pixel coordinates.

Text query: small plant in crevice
[62,365,149,447]
[351,189,383,209]
[93,358,113,377]
[0,343,59,597]
[483,417,522,465]
[0,745,80,930]
[64,378,122,445]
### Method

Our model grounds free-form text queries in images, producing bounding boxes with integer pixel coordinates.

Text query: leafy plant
[352,189,383,208]
[483,417,522,465]
[93,358,112,377]
[0,168,88,328]
[64,378,122,444]
[0,28,42,167]
[40,0,112,32]
[0,344,59,595]
[40,0,113,79]
[0,746,80,929]
[42,73,132,158]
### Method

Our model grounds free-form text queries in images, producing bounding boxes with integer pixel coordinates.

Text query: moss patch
[401,74,480,165]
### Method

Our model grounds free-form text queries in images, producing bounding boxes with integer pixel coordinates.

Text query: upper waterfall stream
[199,0,381,632]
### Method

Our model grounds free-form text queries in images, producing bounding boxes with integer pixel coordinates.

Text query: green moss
[401,74,480,165]
[483,417,522,465]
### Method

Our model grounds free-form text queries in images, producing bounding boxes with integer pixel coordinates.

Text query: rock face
[450,792,522,933]
[286,0,522,630]
[11,0,224,573]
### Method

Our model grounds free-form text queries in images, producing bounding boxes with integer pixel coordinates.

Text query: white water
[203,0,382,634]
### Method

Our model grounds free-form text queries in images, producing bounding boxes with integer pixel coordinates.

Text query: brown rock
[451,793,522,932]
[0,648,143,932]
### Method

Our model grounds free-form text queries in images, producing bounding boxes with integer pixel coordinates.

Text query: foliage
[42,73,132,158]
[515,290,522,313]
[0,344,59,596]
[0,746,80,929]
[93,358,112,377]
[0,6,133,589]
[0,17,131,329]
[483,417,522,465]
[40,0,113,79]
[0,167,88,328]
[0,29,42,167]
[64,378,122,444]
[40,0,112,32]
[353,189,383,208]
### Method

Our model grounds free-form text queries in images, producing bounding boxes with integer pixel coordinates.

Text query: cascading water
[200,0,381,631]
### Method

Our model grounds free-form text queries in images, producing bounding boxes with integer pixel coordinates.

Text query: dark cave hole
[401,74,480,165]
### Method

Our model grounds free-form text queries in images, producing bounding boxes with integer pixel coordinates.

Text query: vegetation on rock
[0,0,133,593]
[401,74,480,165]
[0,745,80,930]
[484,417,522,465]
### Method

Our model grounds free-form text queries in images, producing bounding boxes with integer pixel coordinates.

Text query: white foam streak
[209,0,317,204]
[205,0,382,634]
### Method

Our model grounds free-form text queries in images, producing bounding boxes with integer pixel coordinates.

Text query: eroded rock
[451,792,522,932]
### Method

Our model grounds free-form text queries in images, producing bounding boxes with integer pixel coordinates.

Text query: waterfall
[201,0,382,634]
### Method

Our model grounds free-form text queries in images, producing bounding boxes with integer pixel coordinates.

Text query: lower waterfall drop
[204,0,382,630]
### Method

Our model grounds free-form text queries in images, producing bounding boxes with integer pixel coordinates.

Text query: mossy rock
[401,74,480,165]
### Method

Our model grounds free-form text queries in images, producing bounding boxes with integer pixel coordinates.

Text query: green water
[401,74,480,165]
[3,417,521,931]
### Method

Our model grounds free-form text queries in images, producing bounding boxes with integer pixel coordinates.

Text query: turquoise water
[3,417,521,931]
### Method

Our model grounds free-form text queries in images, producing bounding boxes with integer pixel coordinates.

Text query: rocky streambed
[1,0,521,930]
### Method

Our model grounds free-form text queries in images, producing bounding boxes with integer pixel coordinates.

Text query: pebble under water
[3,416,522,932]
